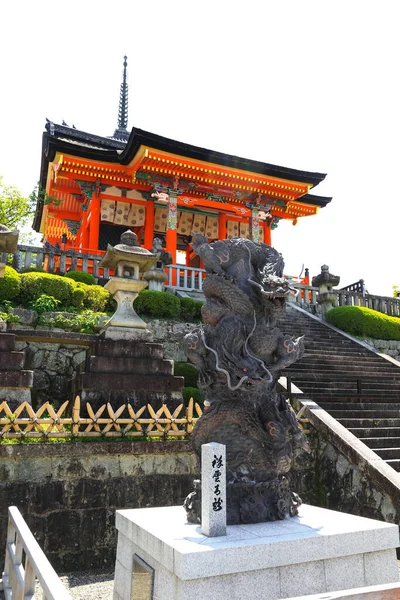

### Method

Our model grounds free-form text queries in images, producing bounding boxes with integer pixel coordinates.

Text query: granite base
[113,504,399,600]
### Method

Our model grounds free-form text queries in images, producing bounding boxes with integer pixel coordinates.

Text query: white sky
[0,0,399,295]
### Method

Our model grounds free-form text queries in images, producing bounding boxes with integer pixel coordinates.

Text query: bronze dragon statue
[183,234,307,525]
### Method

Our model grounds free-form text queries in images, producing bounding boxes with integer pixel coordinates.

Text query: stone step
[0,333,16,352]
[299,348,380,358]
[318,403,400,411]
[327,410,400,419]
[348,427,400,438]
[288,372,400,382]
[0,351,25,371]
[94,339,164,359]
[373,448,400,460]
[293,362,399,374]
[310,395,400,403]
[384,459,400,471]
[89,356,173,376]
[361,437,400,449]
[79,371,184,390]
[337,418,400,428]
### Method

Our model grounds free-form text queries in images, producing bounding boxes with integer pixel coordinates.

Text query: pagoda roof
[35,121,330,230]
[120,127,327,187]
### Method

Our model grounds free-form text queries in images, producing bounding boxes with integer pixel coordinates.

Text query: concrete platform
[113,504,400,600]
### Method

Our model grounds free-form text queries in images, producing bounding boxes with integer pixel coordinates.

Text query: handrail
[1,505,72,600]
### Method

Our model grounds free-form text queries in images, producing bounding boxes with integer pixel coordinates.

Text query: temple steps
[280,305,400,468]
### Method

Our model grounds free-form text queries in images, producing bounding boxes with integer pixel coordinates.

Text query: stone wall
[2,403,400,574]
[7,319,196,408]
[290,399,400,527]
[0,441,197,573]
[146,319,197,362]
[15,339,89,407]
[364,338,400,360]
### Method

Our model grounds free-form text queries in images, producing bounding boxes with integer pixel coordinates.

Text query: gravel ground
[57,571,114,600]
[0,570,114,600]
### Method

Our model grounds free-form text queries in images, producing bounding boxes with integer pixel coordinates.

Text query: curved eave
[298,193,332,209]
[120,127,327,188]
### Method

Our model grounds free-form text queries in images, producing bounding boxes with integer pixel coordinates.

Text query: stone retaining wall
[2,407,400,574]
[8,319,196,407]
[0,441,197,573]
[364,338,400,359]
[290,399,400,527]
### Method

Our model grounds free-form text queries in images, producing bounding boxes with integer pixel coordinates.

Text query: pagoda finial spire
[113,55,129,141]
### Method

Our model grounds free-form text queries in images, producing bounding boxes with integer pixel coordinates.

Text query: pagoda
[34,57,332,267]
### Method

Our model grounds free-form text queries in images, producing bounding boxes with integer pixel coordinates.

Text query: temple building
[34,57,331,268]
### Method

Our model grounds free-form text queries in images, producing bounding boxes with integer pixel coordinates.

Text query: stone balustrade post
[312,265,340,319]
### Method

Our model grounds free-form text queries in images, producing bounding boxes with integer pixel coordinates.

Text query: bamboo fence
[0,396,203,441]
[0,397,309,441]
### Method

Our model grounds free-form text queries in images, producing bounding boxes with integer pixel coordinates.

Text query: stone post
[201,442,227,537]
[143,237,173,292]
[312,265,340,319]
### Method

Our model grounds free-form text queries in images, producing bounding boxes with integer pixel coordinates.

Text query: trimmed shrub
[326,306,400,340]
[134,290,180,319]
[64,270,96,285]
[19,272,75,306]
[174,362,199,387]
[194,300,204,320]
[80,284,111,312]
[21,267,46,273]
[71,286,85,309]
[0,266,21,302]
[180,297,197,320]
[183,387,202,406]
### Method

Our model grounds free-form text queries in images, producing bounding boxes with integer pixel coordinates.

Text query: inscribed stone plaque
[131,554,154,600]
[201,442,227,537]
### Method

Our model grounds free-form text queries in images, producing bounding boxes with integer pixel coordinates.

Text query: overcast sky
[1,1,399,295]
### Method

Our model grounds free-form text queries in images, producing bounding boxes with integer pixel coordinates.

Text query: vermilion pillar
[218,213,227,240]
[144,199,155,250]
[81,208,89,250]
[263,224,271,246]
[165,192,178,264]
[89,193,101,251]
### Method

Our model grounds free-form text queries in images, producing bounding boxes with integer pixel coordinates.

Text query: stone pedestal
[0,332,33,410]
[113,505,399,600]
[74,337,184,412]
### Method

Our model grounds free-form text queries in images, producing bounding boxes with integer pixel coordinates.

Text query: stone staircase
[280,305,400,471]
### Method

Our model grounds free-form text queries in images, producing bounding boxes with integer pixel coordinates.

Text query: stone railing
[12,246,400,318]
[13,244,110,279]
[335,290,400,317]
[165,264,205,292]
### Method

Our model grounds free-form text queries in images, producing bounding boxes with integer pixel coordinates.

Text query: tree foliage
[0,176,33,230]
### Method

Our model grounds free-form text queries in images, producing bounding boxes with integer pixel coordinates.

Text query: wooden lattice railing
[0,396,203,441]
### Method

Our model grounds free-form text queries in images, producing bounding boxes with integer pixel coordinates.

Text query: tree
[393,285,400,299]
[0,176,33,230]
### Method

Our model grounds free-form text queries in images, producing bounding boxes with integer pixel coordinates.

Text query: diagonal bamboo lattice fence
[0,397,203,441]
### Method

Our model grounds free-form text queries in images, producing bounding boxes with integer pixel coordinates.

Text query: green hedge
[326,306,400,340]
[64,270,96,285]
[135,290,180,319]
[183,387,202,406]
[179,297,203,321]
[0,266,21,302]
[19,272,75,305]
[78,283,111,312]
[174,362,199,387]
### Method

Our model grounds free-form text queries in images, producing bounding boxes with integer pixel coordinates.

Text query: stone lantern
[0,224,19,278]
[143,237,173,291]
[312,265,340,318]
[98,230,157,339]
